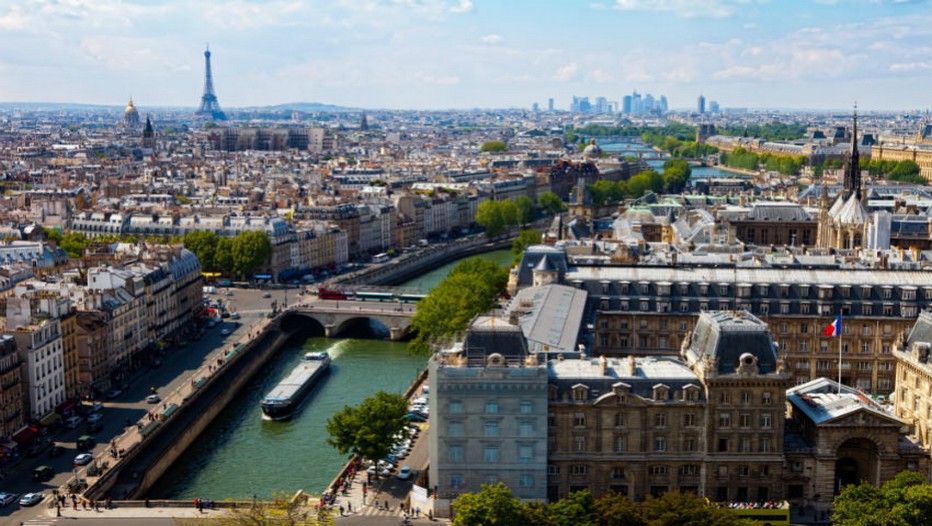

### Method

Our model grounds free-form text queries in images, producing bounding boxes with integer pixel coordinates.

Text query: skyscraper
[697,94,706,114]
[196,45,226,120]
[548,98,554,112]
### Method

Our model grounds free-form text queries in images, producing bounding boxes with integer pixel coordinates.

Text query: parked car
[87,413,103,424]
[366,465,392,477]
[19,492,44,507]
[262,292,272,298]
[146,394,160,404]
[0,492,16,507]
[397,465,412,480]
[48,444,65,458]
[76,435,95,450]
[74,453,94,466]
[32,465,54,482]
[64,415,84,429]
[85,402,103,413]
[230,312,241,320]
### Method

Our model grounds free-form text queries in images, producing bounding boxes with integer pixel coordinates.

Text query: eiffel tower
[196,45,226,120]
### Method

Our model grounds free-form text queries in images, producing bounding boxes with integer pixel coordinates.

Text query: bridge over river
[285,297,416,341]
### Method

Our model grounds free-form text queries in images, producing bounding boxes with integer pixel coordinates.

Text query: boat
[261,351,331,421]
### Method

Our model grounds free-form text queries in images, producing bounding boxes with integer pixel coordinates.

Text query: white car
[0,492,16,507]
[397,465,412,480]
[146,394,161,404]
[230,312,241,320]
[367,465,392,477]
[220,328,231,336]
[74,453,94,466]
[19,493,44,507]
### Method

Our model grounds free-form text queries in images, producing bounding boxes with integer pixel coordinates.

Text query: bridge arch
[278,311,326,337]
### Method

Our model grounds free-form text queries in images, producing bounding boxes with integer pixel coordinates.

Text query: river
[599,139,745,182]
[148,248,514,500]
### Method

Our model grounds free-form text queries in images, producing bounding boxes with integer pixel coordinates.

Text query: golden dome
[125,98,137,114]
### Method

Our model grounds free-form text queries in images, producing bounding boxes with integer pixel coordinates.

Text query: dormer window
[572,384,589,402]
[652,384,670,401]
[683,384,700,402]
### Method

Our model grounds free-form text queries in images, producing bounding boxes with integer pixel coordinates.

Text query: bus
[728,501,790,526]
[372,253,390,263]
[317,287,351,300]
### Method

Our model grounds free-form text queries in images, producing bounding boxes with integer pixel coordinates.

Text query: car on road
[397,465,412,480]
[64,415,84,429]
[48,444,65,458]
[87,413,103,424]
[105,388,122,400]
[146,393,161,404]
[74,453,94,466]
[32,465,54,482]
[230,312,241,320]
[226,290,235,297]
[86,402,103,413]
[19,492,44,507]
[0,492,16,507]
[77,435,96,450]
[262,292,272,298]
[367,466,392,477]
[220,328,231,336]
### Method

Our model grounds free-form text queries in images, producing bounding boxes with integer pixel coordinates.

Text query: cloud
[415,71,460,85]
[553,62,579,82]
[479,34,504,44]
[610,0,758,18]
[889,61,931,71]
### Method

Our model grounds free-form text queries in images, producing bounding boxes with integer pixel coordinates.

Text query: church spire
[843,105,861,201]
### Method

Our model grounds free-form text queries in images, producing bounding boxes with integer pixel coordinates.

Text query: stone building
[893,311,932,454]
[0,335,25,441]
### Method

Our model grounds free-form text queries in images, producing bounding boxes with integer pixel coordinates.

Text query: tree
[513,196,537,224]
[595,492,646,526]
[476,200,517,238]
[512,229,542,265]
[59,232,92,259]
[833,470,932,526]
[538,192,567,215]
[325,391,408,475]
[231,231,272,278]
[183,231,220,272]
[450,257,509,292]
[452,483,528,526]
[480,141,507,153]
[215,237,234,274]
[182,492,333,525]
[548,490,597,526]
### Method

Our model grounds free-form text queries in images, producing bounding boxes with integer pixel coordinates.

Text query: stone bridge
[284,299,416,341]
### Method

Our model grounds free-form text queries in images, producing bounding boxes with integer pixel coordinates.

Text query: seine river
[148,248,513,500]
[600,139,741,181]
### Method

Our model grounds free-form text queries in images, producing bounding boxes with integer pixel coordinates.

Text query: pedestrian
[339,505,344,516]
[347,502,352,513]
[385,499,389,511]
[56,504,61,517]
[415,506,420,518]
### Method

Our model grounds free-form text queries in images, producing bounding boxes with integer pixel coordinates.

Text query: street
[0,287,292,526]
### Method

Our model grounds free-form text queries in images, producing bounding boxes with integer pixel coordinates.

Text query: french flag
[823,315,842,337]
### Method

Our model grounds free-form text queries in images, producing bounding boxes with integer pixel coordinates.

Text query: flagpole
[837,315,843,394]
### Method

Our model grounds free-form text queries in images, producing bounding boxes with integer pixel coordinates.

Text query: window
[684,413,696,427]
[760,436,772,452]
[449,475,465,489]
[739,413,751,428]
[548,465,560,476]
[739,437,751,453]
[718,438,728,452]
[655,412,667,427]
[519,400,533,414]
[449,400,463,414]
[485,400,498,414]
[684,436,697,451]
[648,465,668,475]
[484,421,499,437]
[760,413,772,429]
[614,412,625,427]
[448,421,463,436]
[741,391,752,404]
[762,391,772,405]
[448,445,464,463]
[483,447,499,463]
[720,392,731,404]
[611,467,626,480]
[614,435,626,452]
[520,475,534,488]
[571,464,589,476]
[679,464,700,476]
[519,445,534,463]
[718,413,731,428]
[739,465,750,477]
[654,436,667,452]
[519,421,534,437]
[574,412,586,427]
[574,436,586,452]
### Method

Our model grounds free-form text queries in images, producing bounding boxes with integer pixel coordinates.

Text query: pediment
[825,408,903,428]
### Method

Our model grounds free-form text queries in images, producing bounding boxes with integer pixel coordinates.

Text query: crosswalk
[22,518,60,526]
[352,504,403,518]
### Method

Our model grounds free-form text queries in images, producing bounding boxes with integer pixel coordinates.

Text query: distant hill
[239,102,361,113]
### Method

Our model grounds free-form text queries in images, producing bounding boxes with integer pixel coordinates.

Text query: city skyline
[0,0,930,111]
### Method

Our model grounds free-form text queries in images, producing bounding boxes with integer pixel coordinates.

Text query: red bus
[317,287,351,300]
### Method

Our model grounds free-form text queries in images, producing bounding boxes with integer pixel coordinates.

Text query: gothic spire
[843,105,860,201]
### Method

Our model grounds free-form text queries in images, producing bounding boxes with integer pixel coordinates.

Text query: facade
[893,311,932,448]
[9,319,65,420]
[75,311,109,396]
[0,335,25,441]
[428,318,550,515]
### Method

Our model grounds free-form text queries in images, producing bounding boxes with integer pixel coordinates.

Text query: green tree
[59,232,92,259]
[513,196,537,224]
[450,257,509,292]
[231,231,272,278]
[538,191,567,215]
[480,141,508,153]
[452,483,529,526]
[204,121,218,130]
[215,237,234,275]
[512,229,542,265]
[475,200,519,238]
[595,492,647,526]
[325,391,408,476]
[833,470,932,526]
[183,231,221,272]
[549,490,597,526]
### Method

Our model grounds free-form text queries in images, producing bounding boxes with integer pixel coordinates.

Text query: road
[0,287,292,526]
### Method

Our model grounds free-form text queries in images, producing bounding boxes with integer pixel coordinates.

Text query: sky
[0,0,930,111]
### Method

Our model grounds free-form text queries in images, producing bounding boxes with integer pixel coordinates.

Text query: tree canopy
[183,230,271,277]
[480,140,508,153]
[511,229,542,265]
[325,391,409,473]
[407,256,507,354]
[475,199,520,238]
[538,191,567,215]
[833,470,932,526]
[452,487,749,526]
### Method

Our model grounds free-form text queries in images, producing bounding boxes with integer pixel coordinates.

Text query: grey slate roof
[685,310,778,374]
[515,245,568,287]
[506,284,587,354]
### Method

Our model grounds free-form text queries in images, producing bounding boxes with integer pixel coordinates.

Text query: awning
[56,399,79,414]
[40,412,61,426]
[12,426,38,445]
[254,274,272,280]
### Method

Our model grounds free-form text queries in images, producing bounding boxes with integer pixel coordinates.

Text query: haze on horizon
[0,0,930,112]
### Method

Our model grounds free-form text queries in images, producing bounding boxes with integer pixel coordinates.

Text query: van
[32,465,54,482]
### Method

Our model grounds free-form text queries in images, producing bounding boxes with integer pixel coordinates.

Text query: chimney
[628,355,636,376]
[578,343,587,359]
[599,355,607,375]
